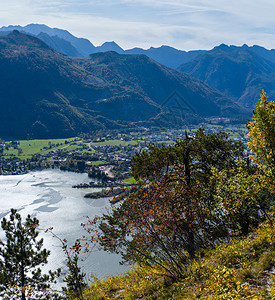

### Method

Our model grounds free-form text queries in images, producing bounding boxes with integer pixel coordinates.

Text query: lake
[0,169,129,285]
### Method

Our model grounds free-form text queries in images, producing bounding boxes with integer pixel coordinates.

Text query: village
[0,124,249,181]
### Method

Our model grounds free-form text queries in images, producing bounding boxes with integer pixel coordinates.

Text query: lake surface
[0,169,129,284]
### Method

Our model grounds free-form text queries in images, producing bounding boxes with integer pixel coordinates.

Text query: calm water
[0,169,129,284]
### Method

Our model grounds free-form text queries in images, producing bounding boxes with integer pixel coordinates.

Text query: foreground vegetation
[83,212,275,299]
[80,92,274,299]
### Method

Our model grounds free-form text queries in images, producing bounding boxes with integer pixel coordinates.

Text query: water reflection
[0,169,129,283]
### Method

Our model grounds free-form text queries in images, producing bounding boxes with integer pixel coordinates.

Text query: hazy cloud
[0,0,274,50]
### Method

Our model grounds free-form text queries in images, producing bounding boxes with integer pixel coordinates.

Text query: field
[3,138,78,159]
[122,177,136,184]
[86,161,106,166]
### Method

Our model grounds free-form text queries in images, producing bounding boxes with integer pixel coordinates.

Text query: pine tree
[0,209,61,299]
[45,229,87,300]
[62,255,87,300]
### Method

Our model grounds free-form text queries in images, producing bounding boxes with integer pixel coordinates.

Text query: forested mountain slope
[177,44,275,108]
[0,31,248,139]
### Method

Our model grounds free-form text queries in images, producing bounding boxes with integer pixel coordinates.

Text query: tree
[76,160,86,173]
[82,130,243,279]
[84,166,208,279]
[131,129,243,182]
[62,255,87,300]
[0,209,61,299]
[213,158,272,236]
[131,143,178,180]
[45,228,87,300]
[247,91,275,193]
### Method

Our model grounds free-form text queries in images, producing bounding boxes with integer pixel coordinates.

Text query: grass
[2,137,145,161]
[3,138,78,159]
[83,210,275,299]
[122,177,137,184]
[82,148,95,154]
[61,144,81,152]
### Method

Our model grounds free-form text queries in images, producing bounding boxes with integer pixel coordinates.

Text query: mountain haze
[0,24,96,56]
[36,32,82,57]
[0,24,205,67]
[125,46,205,69]
[96,42,124,54]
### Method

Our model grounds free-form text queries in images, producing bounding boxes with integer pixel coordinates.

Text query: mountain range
[0,24,274,111]
[1,24,274,69]
[177,44,275,108]
[0,24,205,69]
[0,30,247,139]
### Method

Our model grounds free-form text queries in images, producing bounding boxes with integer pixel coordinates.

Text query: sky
[0,0,274,50]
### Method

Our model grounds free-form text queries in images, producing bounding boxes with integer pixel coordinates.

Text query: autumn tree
[131,129,243,238]
[84,167,209,279]
[82,130,243,279]
[0,209,61,299]
[210,92,274,236]
[247,91,275,193]
[212,158,272,236]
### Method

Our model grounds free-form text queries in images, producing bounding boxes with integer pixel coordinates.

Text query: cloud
[0,0,274,50]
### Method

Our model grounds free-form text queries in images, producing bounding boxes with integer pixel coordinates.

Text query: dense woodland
[0,92,274,299]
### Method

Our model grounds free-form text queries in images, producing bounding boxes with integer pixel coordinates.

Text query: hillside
[0,31,248,139]
[0,31,121,139]
[36,32,82,57]
[177,44,275,108]
[77,51,248,122]
[83,214,275,299]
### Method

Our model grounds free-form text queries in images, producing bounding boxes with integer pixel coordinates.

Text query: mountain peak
[26,23,50,29]
[102,41,117,45]
[11,29,20,35]
[1,30,53,52]
[96,41,124,54]
[214,43,229,51]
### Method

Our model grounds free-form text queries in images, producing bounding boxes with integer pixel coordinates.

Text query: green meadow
[3,138,77,159]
